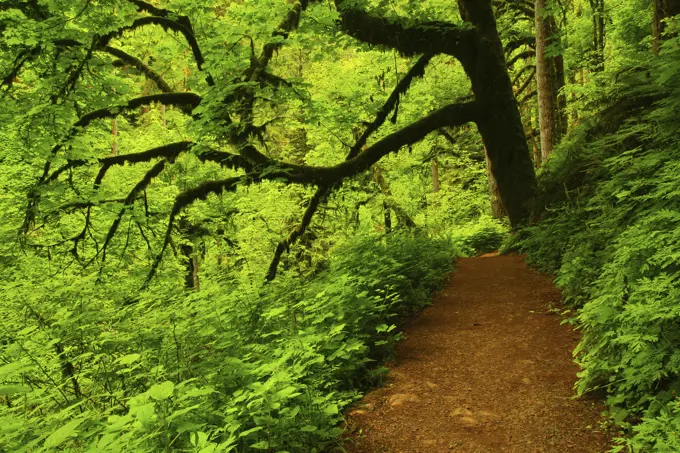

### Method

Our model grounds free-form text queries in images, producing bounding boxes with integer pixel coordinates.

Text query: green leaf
[0,384,30,395]
[249,440,270,449]
[117,353,141,365]
[135,403,156,425]
[148,381,175,400]
[323,404,339,416]
[44,418,84,449]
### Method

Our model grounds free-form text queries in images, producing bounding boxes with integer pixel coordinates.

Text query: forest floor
[344,253,612,453]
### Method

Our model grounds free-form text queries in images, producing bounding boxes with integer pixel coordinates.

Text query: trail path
[345,254,611,453]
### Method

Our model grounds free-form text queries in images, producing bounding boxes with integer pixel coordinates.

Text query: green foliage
[450,215,508,255]
[0,232,457,452]
[520,23,680,450]
[0,0,523,451]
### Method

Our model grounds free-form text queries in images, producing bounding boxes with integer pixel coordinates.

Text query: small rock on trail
[344,254,611,453]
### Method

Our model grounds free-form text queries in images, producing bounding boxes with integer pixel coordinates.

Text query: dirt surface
[344,254,611,453]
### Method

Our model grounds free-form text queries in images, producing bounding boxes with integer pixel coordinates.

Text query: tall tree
[589,0,606,70]
[535,0,567,162]
[7,0,537,285]
[653,0,680,52]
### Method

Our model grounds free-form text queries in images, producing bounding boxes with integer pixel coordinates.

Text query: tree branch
[41,93,200,183]
[333,0,477,60]
[101,15,214,86]
[101,159,167,262]
[144,176,248,286]
[519,90,537,105]
[263,54,435,281]
[515,67,536,98]
[276,101,480,185]
[507,50,535,68]
[350,53,434,159]
[264,187,327,282]
[504,36,535,55]
[102,46,173,93]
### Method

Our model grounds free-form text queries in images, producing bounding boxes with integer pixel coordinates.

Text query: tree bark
[485,148,507,219]
[457,0,537,226]
[653,0,680,53]
[383,201,392,233]
[588,0,606,70]
[331,0,537,225]
[431,159,440,193]
[535,0,567,162]
[535,0,556,161]
[552,40,568,138]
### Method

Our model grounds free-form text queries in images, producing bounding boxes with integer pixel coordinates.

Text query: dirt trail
[345,254,611,453]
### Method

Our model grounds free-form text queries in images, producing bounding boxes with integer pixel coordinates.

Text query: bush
[0,232,457,452]
[450,215,509,255]
[519,32,680,450]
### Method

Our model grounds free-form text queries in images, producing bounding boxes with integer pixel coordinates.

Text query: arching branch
[515,67,536,98]
[278,101,480,185]
[102,46,173,94]
[504,36,535,56]
[126,0,177,20]
[511,64,536,87]
[507,50,535,68]
[101,15,214,86]
[350,53,434,159]
[44,142,193,186]
[333,1,477,61]
[235,0,313,164]
[519,90,537,106]
[101,159,168,262]
[41,93,201,183]
[264,53,436,281]
[144,176,248,286]
[264,187,327,282]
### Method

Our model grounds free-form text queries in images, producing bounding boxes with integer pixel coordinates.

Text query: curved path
[345,254,611,453]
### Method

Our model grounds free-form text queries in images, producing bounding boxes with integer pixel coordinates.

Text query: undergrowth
[518,27,680,452]
[0,232,457,453]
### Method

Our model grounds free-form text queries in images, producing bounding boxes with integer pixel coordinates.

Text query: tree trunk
[551,18,568,138]
[653,0,680,53]
[373,166,416,229]
[458,0,537,226]
[383,201,392,233]
[535,0,556,161]
[431,159,440,193]
[485,148,507,219]
[535,0,567,162]
[589,0,606,70]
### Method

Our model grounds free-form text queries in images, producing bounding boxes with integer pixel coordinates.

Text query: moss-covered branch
[102,15,214,86]
[103,46,173,94]
[264,53,436,281]
[101,159,168,262]
[264,187,327,282]
[145,176,248,286]
[41,93,201,183]
[333,0,477,60]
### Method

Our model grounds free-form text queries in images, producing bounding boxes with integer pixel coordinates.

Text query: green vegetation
[3,0,680,450]
[0,0,507,451]
[519,18,680,453]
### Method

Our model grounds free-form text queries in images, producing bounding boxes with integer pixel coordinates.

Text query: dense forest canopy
[2,0,680,451]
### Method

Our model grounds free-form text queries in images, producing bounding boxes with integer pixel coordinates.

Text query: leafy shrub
[0,232,457,452]
[519,30,680,451]
[450,215,508,255]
